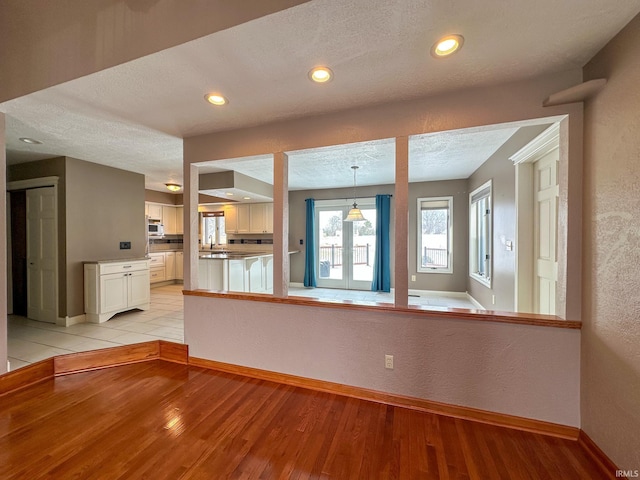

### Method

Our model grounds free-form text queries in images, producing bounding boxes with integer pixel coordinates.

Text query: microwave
[148,223,164,236]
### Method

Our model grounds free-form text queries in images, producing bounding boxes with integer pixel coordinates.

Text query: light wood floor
[0,360,604,479]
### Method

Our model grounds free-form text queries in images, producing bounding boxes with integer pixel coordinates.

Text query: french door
[315,203,376,290]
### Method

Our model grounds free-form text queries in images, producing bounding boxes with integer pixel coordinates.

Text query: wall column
[394,136,409,307]
[183,163,199,290]
[273,152,289,298]
[0,113,7,373]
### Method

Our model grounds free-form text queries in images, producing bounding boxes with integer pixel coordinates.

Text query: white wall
[185,295,581,426]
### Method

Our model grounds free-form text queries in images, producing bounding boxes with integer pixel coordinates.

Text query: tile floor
[288,286,479,309]
[7,284,478,372]
[7,284,184,371]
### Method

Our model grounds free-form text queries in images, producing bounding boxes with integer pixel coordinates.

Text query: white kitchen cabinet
[228,259,246,291]
[176,206,184,234]
[165,252,176,280]
[198,259,225,290]
[249,203,274,233]
[84,259,150,323]
[176,252,184,280]
[149,253,166,283]
[147,203,163,221]
[236,204,250,233]
[223,205,237,233]
[162,206,177,234]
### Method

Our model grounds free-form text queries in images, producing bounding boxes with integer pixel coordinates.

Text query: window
[202,211,226,247]
[469,180,492,287]
[417,196,453,273]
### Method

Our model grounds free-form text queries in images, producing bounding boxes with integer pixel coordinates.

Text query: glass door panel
[317,209,345,287]
[350,208,376,288]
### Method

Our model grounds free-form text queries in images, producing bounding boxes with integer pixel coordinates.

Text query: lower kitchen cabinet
[176,252,184,280]
[84,259,150,323]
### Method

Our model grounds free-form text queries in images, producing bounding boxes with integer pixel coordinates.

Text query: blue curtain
[371,194,391,292]
[303,198,317,287]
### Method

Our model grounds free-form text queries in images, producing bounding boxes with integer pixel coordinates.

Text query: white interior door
[533,150,558,315]
[27,187,58,323]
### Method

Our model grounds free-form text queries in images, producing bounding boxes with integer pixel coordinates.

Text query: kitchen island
[198,251,297,293]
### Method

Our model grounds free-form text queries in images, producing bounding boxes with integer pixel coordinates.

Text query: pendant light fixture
[344,166,366,222]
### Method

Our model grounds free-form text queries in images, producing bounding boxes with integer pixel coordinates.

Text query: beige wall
[7,157,145,319]
[145,189,180,205]
[582,14,640,469]
[65,157,145,318]
[467,124,550,311]
[0,0,310,103]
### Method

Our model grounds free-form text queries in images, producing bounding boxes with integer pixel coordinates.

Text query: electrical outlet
[299,239,304,245]
[120,241,131,250]
[385,354,394,370]
[411,275,416,282]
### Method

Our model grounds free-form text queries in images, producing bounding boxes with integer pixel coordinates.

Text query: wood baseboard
[0,358,54,396]
[0,341,189,395]
[578,430,619,479]
[189,356,579,440]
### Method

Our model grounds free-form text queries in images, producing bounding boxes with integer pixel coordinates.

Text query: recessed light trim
[204,93,228,106]
[430,34,464,58]
[165,183,181,192]
[308,66,333,83]
[226,192,234,196]
[19,137,42,144]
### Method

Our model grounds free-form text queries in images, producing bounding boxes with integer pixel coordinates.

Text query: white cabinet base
[84,260,151,323]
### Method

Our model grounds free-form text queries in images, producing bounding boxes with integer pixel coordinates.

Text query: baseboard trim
[0,341,189,396]
[467,293,485,309]
[189,356,579,440]
[578,430,619,479]
[57,314,86,327]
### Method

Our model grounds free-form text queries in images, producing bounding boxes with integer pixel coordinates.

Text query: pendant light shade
[344,166,366,222]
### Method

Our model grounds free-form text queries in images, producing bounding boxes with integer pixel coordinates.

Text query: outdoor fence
[319,244,371,267]
[422,247,447,267]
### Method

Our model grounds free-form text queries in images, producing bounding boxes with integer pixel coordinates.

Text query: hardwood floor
[0,360,606,479]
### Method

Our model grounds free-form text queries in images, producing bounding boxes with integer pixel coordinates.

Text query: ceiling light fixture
[165,183,181,192]
[308,66,333,83]
[19,137,42,144]
[430,34,464,58]
[204,93,228,106]
[344,166,366,222]
[226,192,234,196]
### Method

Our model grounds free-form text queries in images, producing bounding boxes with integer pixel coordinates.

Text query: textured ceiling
[2,0,639,192]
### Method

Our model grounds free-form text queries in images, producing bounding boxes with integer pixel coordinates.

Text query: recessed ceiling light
[243,196,251,200]
[165,183,181,192]
[308,66,333,83]
[430,34,464,58]
[226,192,234,196]
[19,137,42,144]
[204,93,228,106]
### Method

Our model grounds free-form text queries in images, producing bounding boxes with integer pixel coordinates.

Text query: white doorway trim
[7,176,59,324]
[511,123,560,313]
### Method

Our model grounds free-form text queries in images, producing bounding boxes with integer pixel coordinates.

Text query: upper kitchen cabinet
[147,203,163,221]
[162,206,177,234]
[224,203,272,234]
[250,203,273,234]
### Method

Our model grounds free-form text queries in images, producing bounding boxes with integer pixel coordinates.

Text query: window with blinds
[417,196,453,273]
